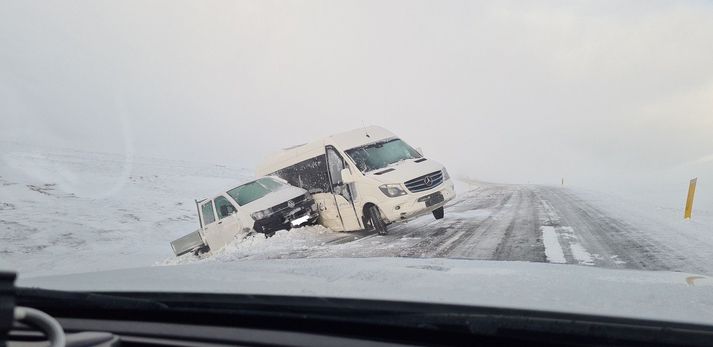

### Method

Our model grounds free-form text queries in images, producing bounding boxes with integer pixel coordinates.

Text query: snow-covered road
[170,182,710,276]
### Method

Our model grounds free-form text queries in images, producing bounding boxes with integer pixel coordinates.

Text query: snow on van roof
[256,126,396,175]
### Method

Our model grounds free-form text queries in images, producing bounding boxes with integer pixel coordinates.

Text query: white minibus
[256,126,455,234]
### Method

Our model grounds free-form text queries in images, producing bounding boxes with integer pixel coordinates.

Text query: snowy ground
[0,141,251,276]
[2,142,712,278]
[164,182,712,276]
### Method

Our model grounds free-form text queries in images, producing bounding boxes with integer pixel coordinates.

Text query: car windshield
[346,138,422,173]
[2,0,713,331]
[227,178,287,206]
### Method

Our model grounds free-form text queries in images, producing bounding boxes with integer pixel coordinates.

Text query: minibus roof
[256,125,396,175]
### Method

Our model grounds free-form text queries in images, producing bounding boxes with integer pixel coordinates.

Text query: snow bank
[159,225,338,266]
[568,185,713,271]
[0,141,252,277]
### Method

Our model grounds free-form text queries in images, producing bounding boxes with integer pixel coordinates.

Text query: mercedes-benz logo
[287,200,296,208]
[423,176,433,186]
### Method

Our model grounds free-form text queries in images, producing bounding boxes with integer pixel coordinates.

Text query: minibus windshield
[227,177,287,206]
[346,138,422,173]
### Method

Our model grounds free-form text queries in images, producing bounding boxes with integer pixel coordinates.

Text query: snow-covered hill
[0,141,253,277]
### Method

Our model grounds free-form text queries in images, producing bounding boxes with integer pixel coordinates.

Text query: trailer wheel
[367,205,388,235]
[432,206,444,220]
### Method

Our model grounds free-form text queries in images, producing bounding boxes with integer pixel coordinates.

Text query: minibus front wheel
[366,205,388,235]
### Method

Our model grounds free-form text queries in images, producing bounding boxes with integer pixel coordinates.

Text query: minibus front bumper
[380,179,456,222]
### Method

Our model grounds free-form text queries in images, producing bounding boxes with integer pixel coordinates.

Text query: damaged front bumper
[253,197,319,234]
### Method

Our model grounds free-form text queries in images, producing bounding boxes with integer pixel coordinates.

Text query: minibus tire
[367,205,388,235]
[433,206,444,220]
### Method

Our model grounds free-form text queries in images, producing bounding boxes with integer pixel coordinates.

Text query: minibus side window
[271,155,330,193]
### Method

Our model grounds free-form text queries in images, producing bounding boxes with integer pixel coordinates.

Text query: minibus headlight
[442,169,451,180]
[379,184,407,197]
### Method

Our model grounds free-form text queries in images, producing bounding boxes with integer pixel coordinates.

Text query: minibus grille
[404,171,443,193]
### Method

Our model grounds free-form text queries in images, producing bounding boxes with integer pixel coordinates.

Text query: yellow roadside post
[684,178,697,220]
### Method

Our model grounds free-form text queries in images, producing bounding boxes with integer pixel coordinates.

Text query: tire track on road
[439,186,526,260]
[280,182,704,276]
[491,188,545,262]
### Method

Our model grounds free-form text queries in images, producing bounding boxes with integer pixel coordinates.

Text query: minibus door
[325,146,362,231]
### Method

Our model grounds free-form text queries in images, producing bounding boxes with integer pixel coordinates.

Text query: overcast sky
[1,0,712,186]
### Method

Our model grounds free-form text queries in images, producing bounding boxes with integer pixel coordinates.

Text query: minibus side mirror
[416,147,424,156]
[340,168,355,184]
